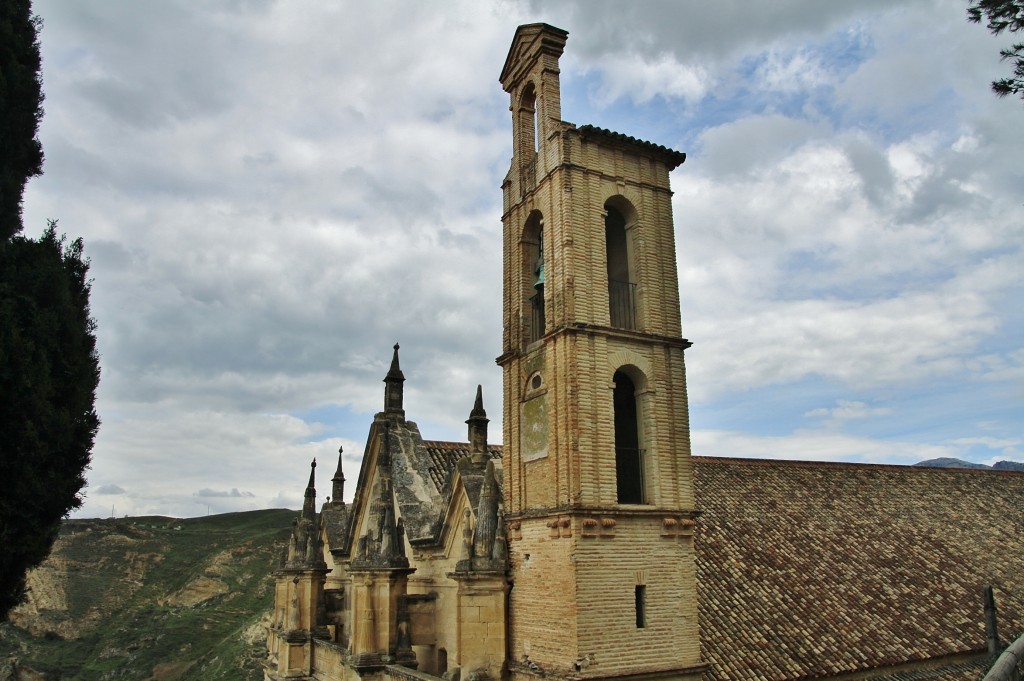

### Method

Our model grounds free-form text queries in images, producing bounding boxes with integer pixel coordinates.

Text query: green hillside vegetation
[0,508,295,680]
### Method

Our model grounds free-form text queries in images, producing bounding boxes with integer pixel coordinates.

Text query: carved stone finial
[332,445,346,505]
[396,516,407,559]
[493,508,508,564]
[457,508,474,571]
[383,343,406,415]
[302,458,317,520]
[288,580,301,631]
[473,461,499,562]
[466,385,489,463]
[287,531,298,564]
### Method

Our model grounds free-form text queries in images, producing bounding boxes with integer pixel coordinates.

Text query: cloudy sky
[25,0,1023,518]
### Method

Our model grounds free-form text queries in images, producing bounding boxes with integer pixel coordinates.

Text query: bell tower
[498,24,705,681]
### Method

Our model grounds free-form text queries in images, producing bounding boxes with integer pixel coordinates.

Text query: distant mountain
[0,508,295,681]
[914,457,990,469]
[914,457,1024,471]
[993,460,1024,471]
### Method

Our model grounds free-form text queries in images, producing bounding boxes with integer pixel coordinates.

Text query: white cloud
[754,47,831,93]
[93,484,127,495]
[195,488,256,498]
[587,52,711,106]
[804,400,892,422]
[18,0,1023,517]
[693,428,955,464]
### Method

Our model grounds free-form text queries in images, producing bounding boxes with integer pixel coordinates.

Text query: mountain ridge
[0,508,295,681]
[913,457,1024,471]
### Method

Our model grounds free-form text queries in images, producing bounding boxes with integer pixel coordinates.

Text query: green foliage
[0,0,44,240]
[1,0,101,622]
[0,222,100,619]
[967,0,1024,100]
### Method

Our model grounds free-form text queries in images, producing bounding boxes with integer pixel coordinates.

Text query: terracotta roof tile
[421,440,501,492]
[577,124,687,169]
[413,445,1021,679]
[693,457,1024,680]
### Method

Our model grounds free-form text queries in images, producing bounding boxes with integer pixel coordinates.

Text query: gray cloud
[24,0,1022,518]
[195,488,256,498]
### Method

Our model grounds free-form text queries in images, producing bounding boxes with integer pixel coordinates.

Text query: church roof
[693,456,1024,680]
[422,440,502,492]
[402,445,1022,678]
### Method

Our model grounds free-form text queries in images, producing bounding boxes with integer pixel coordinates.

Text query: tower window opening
[614,370,644,504]
[635,585,646,628]
[522,214,546,345]
[518,83,538,194]
[605,206,636,329]
[528,220,544,342]
[531,228,545,340]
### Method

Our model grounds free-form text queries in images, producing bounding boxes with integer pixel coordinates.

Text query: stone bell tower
[498,24,705,681]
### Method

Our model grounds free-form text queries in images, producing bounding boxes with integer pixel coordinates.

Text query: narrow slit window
[635,585,646,628]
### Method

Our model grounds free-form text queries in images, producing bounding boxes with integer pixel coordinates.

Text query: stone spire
[332,445,346,506]
[302,458,317,520]
[284,459,326,569]
[467,384,489,464]
[383,343,405,416]
[352,423,409,570]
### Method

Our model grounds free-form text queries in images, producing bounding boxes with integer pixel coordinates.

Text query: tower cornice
[497,324,691,367]
[499,23,568,91]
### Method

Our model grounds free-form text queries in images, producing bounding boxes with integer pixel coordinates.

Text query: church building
[265,24,1024,681]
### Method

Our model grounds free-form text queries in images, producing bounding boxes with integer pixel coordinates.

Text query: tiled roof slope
[693,457,1024,681]
[422,440,502,492]
[871,655,992,681]
[577,124,687,169]
[410,445,1020,678]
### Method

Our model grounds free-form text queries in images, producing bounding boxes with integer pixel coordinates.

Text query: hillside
[914,457,1024,471]
[0,508,295,681]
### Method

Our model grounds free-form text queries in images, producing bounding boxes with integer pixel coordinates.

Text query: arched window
[613,370,644,504]
[518,83,538,194]
[605,203,636,329]
[521,211,545,345]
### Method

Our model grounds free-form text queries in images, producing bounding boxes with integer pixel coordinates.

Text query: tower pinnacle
[467,385,489,464]
[302,458,317,519]
[383,343,405,416]
[332,445,346,505]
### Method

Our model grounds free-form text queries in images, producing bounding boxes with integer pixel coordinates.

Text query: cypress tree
[0,1,100,620]
[0,0,44,241]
